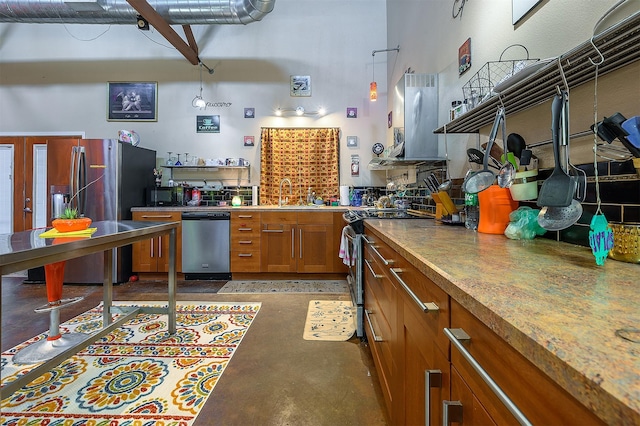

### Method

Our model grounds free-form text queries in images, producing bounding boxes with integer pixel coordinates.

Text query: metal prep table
[0,220,179,399]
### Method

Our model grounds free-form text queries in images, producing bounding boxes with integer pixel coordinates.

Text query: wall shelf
[435,11,640,134]
[161,165,251,185]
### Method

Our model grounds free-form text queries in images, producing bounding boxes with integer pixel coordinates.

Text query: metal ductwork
[0,0,276,25]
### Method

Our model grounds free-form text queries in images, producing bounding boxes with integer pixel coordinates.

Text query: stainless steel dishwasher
[181,211,231,279]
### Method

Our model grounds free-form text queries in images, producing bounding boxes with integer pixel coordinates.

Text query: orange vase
[52,217,92,232]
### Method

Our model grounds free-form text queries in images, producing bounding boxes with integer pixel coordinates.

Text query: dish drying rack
[462,44,539,109]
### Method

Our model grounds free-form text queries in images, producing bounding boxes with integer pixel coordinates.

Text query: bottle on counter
[464,192,479,231]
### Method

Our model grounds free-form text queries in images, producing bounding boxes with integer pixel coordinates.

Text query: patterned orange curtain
[260,128,340,205]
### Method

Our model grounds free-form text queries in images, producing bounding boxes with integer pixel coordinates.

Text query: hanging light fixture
[274,106,327,117]
[192,61,214,109]
[369,45,400,102]
[370,53,377,101]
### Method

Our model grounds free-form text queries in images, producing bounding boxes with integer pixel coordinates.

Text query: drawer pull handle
[262,229,284,233]
[364,259,384,280]
[238,253,253,257]
[444,328,532,426]
[362,235,372,244]
[369,244,393,265]
[364,309,383,342]
[238,227,253,231]
[238,240,252,244]
[425,370,442,426]
[237,215,253,218]
[390,268,439,313]
[442,401,463,425]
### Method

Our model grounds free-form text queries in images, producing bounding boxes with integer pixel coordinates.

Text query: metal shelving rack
[435,11,640,135]
[161,165,251,186]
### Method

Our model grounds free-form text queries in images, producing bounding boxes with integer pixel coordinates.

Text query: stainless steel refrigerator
[29,139,156,284]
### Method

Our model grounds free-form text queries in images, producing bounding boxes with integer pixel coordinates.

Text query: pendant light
[370,54,377,101]
[369,45,400,102]
[192,62,206,108]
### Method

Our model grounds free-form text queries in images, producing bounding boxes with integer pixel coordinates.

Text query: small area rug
[1,301,261,425]
[303,300,356,341]
[218,280,349,294]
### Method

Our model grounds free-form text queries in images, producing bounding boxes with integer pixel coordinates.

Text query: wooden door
[1,135,82,233]
[402,298,450,426]
[261,211,297,272]
[297,223,332,272]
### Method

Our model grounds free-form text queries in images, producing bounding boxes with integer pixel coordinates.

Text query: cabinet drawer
[133,211,182,222]
[231,229,260,243]
[362,232,397,269]
[390,257,450,357]
[449,299,604,425]
[231,248,261,272]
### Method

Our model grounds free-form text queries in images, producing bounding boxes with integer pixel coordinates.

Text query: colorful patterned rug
[1,301,261,425]
[218,280,349,294]
[303,300,356,341]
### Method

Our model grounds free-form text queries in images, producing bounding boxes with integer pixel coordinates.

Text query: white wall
[387,0,634,178]
[1,0,634,185]
[0,0,389,188]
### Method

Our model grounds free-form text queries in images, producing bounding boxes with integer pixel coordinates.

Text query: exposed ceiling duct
[0,0,276,25]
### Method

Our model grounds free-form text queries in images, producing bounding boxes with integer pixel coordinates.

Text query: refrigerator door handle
[78,147,87,216]
[69,146,78,209]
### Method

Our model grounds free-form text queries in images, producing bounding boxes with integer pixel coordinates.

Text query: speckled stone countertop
[131,206,351,212]
[364,219,639,425]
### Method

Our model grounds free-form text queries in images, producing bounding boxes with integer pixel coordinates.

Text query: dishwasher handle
[181,212,230,220]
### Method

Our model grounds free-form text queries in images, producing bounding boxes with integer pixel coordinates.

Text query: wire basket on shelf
[462,44,539,110]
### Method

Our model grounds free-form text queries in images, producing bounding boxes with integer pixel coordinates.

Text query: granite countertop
[364,219,639,425]
[131,205,352,212]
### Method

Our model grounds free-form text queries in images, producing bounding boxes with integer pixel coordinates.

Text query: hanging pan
[462,107,505,194]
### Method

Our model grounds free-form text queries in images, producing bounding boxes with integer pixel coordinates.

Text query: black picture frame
[107,82,158,122]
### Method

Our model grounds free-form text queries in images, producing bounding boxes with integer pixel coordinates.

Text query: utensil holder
[478,185,519,234]
[608,222,640,263]
[509,169,538,201]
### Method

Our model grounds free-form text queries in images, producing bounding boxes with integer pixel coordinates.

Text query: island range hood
[369,73,443,170]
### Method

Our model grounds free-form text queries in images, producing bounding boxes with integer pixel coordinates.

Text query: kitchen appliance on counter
[181,211,231,280]
[146,186,182,206]
[29,139,156,284]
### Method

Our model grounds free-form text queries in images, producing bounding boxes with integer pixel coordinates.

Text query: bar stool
[12,260,87,364]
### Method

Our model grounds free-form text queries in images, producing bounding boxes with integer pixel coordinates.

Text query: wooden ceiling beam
[126,0,200,65]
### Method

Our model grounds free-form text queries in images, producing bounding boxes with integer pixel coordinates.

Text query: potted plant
[52,207,92,233]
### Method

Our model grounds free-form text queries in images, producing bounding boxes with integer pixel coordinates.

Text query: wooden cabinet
[444,298,605,425]
[132,211,182,273]
[364,224,604,425]
[364,228,451,425]
[391,254,450,426]
[362,232,399,421]
[230,211,261,272]
[260,211,336,273]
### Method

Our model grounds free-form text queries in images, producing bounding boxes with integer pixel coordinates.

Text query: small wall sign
[244,107,255,118]
[197,115,220,133]
[347,107,357,118]
[459,38,471,75]
[244,136,255,146]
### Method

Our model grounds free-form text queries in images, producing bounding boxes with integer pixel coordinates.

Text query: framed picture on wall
[290,75,311,97]
[347,107,357,118]
[346,136,358,147]
[458,38,471,75]
[244,136,255,146]
[107,82,157,121]
[244,107,255,118]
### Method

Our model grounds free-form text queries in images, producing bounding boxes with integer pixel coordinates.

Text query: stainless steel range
[341,208,431,339]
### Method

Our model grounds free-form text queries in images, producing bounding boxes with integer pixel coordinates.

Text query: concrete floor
[1,277,389,425]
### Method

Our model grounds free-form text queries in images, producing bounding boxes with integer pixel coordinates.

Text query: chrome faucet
[279,178,292,207]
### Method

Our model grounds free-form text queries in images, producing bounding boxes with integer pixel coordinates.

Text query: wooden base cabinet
[363,233,399,420]
[230,211,261,272]
[445,298,605,425]
[132,211,182,273]
[260,211,337,273]
[363,225,604,425]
